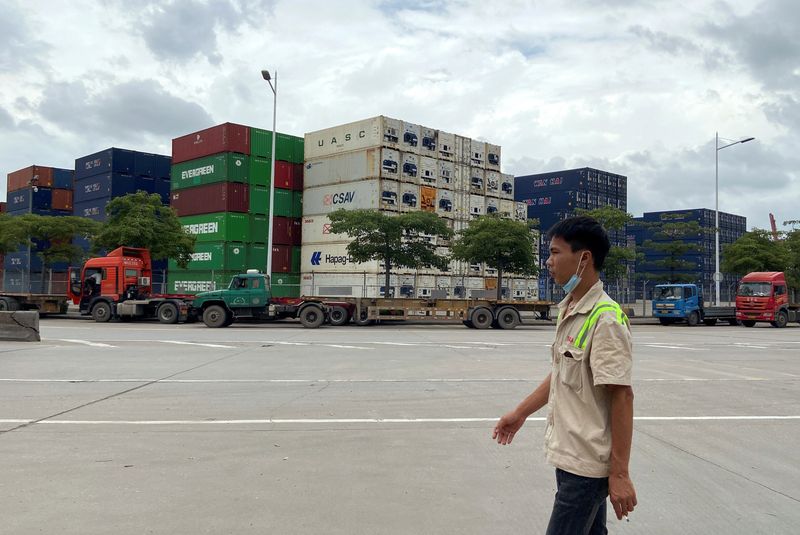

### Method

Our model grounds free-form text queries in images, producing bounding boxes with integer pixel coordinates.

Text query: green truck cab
[191,270,326,328]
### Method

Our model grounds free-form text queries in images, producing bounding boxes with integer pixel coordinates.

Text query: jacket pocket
[559,344,585,393]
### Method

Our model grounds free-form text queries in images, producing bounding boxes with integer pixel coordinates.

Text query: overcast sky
[1,0,797,230]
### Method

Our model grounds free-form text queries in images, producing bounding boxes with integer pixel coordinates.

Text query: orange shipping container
[51,189,74,211]
[485,277,498,290]
[7,166,54,192]
[420,185,436,212]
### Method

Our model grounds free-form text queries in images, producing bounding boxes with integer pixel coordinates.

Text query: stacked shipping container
[3,165,75,293]
[301,116,533,299]
[515,167,629,300]
[167,123,304,296]
[72,148,172,289]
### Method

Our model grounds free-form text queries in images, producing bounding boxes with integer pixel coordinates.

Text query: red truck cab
[67,247,193,323]
[736,271,799,328]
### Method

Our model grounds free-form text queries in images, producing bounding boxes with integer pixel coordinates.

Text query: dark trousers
[545,468,609,535]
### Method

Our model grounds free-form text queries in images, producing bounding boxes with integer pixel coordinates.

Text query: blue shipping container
[155,178,171,204]
[6,187,52,211]
[75,148,135,180]
[73,173,141,203]
[515,169,586,199]
[52,168,74,189]
[154,155,171,179]
[73,198,109,221]
[3,249,68,272]
[134,152,157,177]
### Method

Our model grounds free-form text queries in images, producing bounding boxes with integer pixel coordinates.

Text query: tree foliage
[641,221,704,283]
[328,209,453,296]
[93,192,195,267]
[0,213,31,256]
[450,215,539,299]
[576,206,636,284]
[21,214,101,268]
[722,227,799,289]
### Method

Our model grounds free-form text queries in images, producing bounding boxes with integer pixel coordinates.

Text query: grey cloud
[0,1,51,70]
[629,25,700,56]
[763,95,800,130]
[38,78,214,140]
[703,0,800,91]
[138,0,274,65]
[0,106,14,128]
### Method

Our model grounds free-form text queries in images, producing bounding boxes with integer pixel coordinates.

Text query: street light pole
[714,132,754,306]
[262,70,277,278]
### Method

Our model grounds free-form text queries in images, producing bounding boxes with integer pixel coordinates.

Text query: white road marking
[658,360,764,380]
[443,345,473,349]
[642,343,706,351]
[373,342,417,346]
[324,344,371,350]
[732,342,768,349]
[160,341,236,349]
[2,415,798,426]
[56,339,117,348]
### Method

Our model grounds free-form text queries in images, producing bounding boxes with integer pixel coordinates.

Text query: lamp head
[740,137,755,143]
[261,70,271,81]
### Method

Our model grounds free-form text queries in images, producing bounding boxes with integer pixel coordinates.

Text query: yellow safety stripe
[576,301,628,349]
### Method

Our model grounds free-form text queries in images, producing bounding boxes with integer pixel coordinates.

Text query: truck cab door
[249,276,268,308]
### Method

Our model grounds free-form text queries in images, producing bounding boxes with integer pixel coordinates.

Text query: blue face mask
[561,252,588,294]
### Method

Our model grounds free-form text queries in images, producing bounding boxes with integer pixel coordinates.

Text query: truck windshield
[738,283,772,297]
[655,287,683,300]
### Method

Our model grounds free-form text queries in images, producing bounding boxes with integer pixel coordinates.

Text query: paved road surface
[1,319,798,534]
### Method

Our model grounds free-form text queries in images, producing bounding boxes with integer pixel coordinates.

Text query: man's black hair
[546,216,610,270]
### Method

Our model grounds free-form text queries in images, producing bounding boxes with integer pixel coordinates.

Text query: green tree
[0,213,31,256]
[642,221,704,283]
[784,221,800,291]
[576,206,636,286]
[94,192,195,267]
[450,215,539,300]
[721,229,791,279]
[328,209,453,297]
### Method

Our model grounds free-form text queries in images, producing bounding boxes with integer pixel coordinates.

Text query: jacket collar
[558,280,605,319]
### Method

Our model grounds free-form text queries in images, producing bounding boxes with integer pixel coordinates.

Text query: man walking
[493,216,637,534]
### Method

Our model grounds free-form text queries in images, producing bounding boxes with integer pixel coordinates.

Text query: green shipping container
[167,270,240,295]
[291,246,301,273]
[250,214,269,243]
[250,128,272,159]
[271,273,301,298]
[250,184,269,215]
[167,241,248,272]
[247,243,267,272]
[181,212,252,243]
[273,188,293,217]
[292,191,303,217]
[275,133,299,163]
[171,153,249,191]
[249,155,272,187]
[251,128,303,164]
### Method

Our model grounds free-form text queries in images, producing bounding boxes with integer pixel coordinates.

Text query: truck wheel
[299,305,324,329]
[0,297,20,311]
[462,320,475,328]
[328,306,350,327]
[471,307,493,329]
[222,312,235,327]
[495,307,520,330]
[157,302,179,324]
[91,302,112,323]
[727,319,739,326]
[771,311,788,328]
[703,319,717,326]
[658,318,671,326]
[203,305,228,328]
[686,311,699,327]
[353,308,373,326]
[742,320,756,327]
